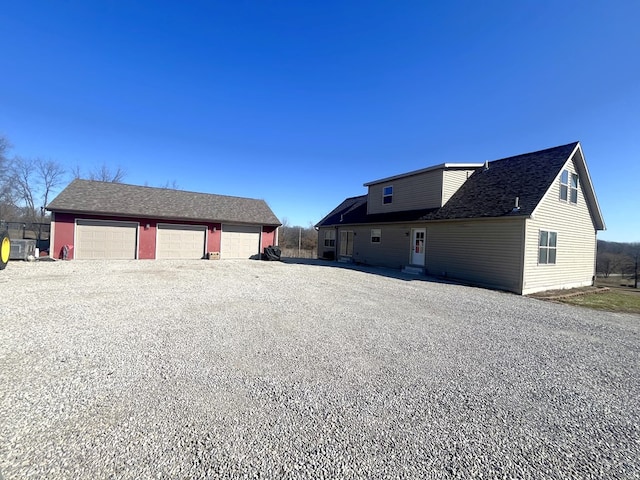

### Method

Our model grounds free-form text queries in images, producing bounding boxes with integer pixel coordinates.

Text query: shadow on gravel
[280,257,462,286]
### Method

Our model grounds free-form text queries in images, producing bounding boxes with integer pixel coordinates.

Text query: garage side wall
[51,213,76,259]
[262,226,277,250]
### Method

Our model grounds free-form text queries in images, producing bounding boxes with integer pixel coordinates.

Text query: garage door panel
[221,225,260,259]
[157,224,206,259]
[76,220,138,259]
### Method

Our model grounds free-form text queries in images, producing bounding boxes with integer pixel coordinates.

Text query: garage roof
[47,180,281,226]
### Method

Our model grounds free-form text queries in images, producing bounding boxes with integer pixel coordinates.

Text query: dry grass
[531,277,640,314]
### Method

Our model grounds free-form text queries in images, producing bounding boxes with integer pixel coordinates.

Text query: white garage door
[221,225,260,259]
[157,224,207,259]
[76,220,138,259]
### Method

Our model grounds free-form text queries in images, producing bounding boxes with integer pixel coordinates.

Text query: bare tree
[71,164,82,180]
[89,163,127,183]
[0,136,16,221]
[73,163,126,183]
[10,156,66,241]
[596,252,620,278]
[160,180,180,189]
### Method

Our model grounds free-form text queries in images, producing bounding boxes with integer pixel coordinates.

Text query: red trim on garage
[51,212,264,260]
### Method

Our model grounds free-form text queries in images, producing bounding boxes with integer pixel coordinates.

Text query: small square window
[371,228,381,243]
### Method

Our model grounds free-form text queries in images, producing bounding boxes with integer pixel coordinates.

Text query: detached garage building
[47,180,281,260]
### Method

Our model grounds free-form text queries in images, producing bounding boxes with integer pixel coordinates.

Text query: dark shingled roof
[315,195,439,227]
[425,142,579,220]
[317,142,583,227]
[47,179,281,225]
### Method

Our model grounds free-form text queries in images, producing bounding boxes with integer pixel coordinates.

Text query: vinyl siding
[426,219,525,293]
[522,159,596,294]
[367,170,443,214]
[317,227,337,259]
[442,169,476,205]
[350,224,413,268]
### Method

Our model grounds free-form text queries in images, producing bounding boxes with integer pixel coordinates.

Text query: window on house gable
[383,185,393,204]
[538,230,557,264]
[324,229,336,247]
[560,170,578,204]
[371,228,381,243]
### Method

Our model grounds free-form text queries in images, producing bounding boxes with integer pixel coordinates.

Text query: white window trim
[324,229,336,248]
[371,228,381,244]
[560,170,578,204]
[382,185,393,205]
[538,230,557,265]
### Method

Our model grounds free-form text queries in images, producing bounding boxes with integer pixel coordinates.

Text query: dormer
[364,163,483,215]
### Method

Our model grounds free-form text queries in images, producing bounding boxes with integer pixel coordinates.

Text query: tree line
[597,240,639,287]
[277,219,318,258]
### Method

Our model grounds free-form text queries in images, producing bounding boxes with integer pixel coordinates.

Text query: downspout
[519,218,527,295]
[592,230,597,287]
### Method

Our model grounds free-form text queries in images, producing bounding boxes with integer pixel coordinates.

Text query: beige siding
[442,169,476,205]
[426,219,525,293]
[350,224,413,268]
[367,170,443,214]
[523,159,597,294]
[317,227,337,259]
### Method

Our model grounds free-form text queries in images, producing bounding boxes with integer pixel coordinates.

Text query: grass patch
[557,290,640,314]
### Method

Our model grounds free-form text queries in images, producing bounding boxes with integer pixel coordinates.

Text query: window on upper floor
[383,185,393,204]
[538,230,557,264]
[560,170,578,204]
[371,228,381,243]
[324,229,336,247]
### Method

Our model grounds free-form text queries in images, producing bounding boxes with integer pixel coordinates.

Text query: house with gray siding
[316,142,605,294]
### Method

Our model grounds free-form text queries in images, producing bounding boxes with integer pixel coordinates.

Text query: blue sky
[1,1,639,241]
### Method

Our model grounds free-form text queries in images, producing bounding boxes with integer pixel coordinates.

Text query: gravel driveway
[1,259,638,479]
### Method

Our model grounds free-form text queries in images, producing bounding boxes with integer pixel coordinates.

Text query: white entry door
[411,228,426,266]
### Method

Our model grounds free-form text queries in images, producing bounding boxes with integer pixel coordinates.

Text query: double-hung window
[538,230,557,264]
[371,228,381,243]
[560,170,578,204]
[383,185,393,204]
[324,229,336,247]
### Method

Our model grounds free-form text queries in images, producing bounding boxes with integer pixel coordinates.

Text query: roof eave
[47,207,281,226]
[363,163,483,187]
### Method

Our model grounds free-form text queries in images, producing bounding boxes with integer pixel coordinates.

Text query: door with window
[411,228,426,265]
[339,231,354,257]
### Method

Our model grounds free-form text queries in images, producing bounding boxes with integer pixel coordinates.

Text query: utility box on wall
[208,251,220,260]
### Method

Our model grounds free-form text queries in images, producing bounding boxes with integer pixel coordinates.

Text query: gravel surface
[0,259,638,479]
